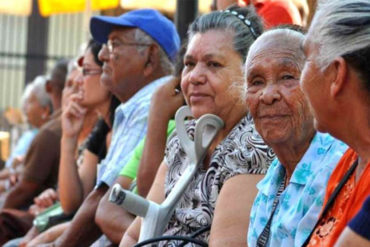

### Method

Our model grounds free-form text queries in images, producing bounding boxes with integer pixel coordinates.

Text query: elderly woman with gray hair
[120,6,275,247]
[245,27,347,247]
[0,76,52,191]
[300,0,370,246]
[22,76,53,129]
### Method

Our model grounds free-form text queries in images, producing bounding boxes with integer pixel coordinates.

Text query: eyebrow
[183,54,194,61]
[110,37,127,43]
[246,65,262,80]
[108,34,132,44]
[280,58,300,68]
[247,58,300,77]
[203,53,224,60]
[184,53,225,62]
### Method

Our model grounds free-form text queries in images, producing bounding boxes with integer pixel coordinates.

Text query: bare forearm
[95,190,135,244]
[209,175,263,247]
[120,217,141,247]
[137,115,170,197]
[96,206,134,243]
[59,136,83,214]
[53,186,108,247]
[27,222,70,246]
[335,227,370,247]
[3,182,38,209]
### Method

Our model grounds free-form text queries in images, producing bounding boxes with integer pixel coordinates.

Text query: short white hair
[27,75,52,110]
[308,0,370,69]
[246,28,305,69]
[134,28,174,75]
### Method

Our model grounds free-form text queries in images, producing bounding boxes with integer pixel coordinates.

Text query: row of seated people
[0,0,369,246]
[0,75,51,194]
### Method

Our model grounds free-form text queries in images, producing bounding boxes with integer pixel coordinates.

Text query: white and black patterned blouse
[162,114,275,246]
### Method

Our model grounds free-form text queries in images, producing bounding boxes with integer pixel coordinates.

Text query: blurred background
[0,0,316,167]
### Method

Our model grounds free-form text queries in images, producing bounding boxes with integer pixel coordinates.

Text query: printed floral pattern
[162,114,275,246]
[248,133,347,247]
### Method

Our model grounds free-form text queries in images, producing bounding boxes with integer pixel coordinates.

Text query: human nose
[259,83,281,104]
[99,44,109,62]
[188,64,206,85]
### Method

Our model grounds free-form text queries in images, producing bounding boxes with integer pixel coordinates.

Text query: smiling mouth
[259,115,289,120]
[189,94,209,101]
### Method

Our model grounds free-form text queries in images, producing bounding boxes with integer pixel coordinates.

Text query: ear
[329,57,348,98]
[143,44,159,77]
[44,105,51,117]
[45,81,53,94]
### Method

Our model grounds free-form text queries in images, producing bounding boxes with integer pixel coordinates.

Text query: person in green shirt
[119,120,176,194]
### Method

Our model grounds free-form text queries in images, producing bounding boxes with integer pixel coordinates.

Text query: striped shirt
[96,76,169,187]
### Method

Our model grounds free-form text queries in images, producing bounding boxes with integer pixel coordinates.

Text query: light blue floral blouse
[247,132,348,247]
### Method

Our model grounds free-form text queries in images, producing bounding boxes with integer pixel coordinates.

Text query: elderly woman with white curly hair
[245,27,347,247]
[0,76,52,192]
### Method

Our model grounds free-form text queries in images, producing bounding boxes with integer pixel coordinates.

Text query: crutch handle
[109,183,149,218]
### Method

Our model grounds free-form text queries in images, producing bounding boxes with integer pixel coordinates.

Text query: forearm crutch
[108,105,224,242]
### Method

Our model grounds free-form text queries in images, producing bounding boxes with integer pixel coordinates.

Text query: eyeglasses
[106,39,151,54]
[81,67,102,76]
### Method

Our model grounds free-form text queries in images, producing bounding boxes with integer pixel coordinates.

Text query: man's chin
[100,75,113,89]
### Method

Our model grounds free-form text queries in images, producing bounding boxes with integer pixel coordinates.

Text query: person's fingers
[45,189,56,197]
[65,102,86,118]
[70,93,83,102]
[38,192,56,206]
[173,92,185,104]
[38,200,46,207]
[167,77,181,91]
[67,100,85,112]
[66,106,80,119]
[71,101,87,115]
[35,197,45,207]
[44,198,54,207]
[51,191,58,200]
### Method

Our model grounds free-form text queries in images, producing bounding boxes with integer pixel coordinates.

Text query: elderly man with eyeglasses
[44,9,180,247]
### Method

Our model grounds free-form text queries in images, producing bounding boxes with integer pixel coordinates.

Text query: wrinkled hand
[34,188,58,208]
[151,76,184,120]
[25,222,70,247]
[26,242,54,247]
[19,226,40,247]
[28,204,44,217]
[25,236,55,247]
[61,93,87,138]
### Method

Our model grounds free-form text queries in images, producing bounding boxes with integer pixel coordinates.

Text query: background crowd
[0,0,368,246]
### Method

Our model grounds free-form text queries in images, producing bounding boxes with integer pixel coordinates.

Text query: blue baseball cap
[90,9,180,62]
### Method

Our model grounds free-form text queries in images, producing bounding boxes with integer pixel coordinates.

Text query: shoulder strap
[302,158,359,246]
[256,175,286,247]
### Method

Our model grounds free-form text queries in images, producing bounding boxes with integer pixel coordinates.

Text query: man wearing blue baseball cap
[51,9,180,247]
